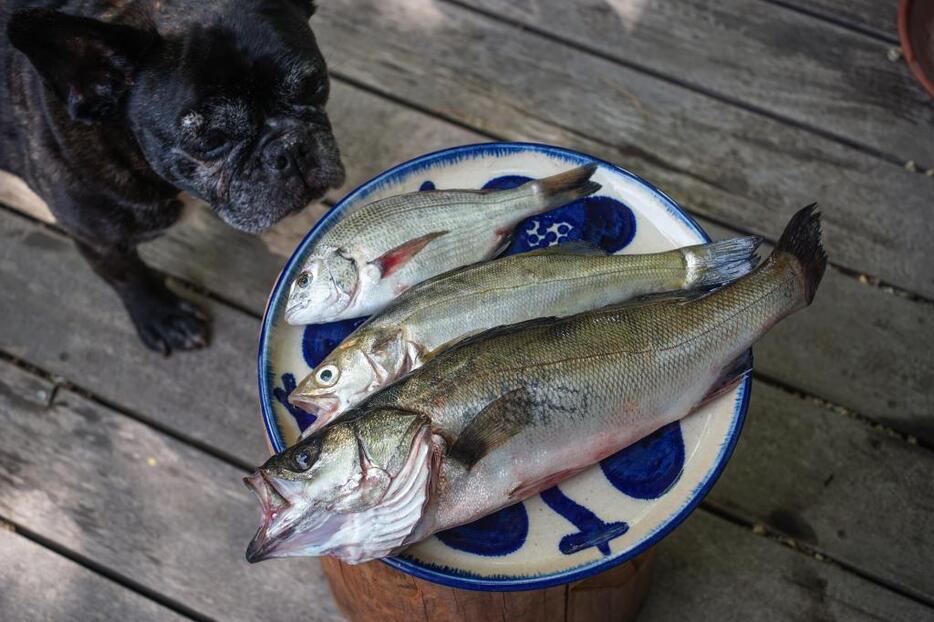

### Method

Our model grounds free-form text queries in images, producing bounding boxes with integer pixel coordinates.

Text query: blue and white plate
[258,143,750,591]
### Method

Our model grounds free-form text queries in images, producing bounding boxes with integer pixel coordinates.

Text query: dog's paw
[130,296,210,355]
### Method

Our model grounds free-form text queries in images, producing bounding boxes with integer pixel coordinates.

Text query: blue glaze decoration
[435,503,529,556]
[301,318,368,369]
[272,373,317,432]
[477,174,637,255]
[540,487,629,556]
[601,422,685,500]
[481,175,532,191]
[419,180,436,191]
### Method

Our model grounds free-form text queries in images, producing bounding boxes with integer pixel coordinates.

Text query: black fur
[1,0,344,353]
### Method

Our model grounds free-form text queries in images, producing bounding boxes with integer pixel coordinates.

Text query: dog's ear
[287,0,317,18]
[7,9,159,123]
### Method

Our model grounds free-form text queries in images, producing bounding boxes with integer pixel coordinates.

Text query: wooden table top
[0,1,931,619]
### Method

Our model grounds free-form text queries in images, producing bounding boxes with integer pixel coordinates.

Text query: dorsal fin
[518,241,607,257]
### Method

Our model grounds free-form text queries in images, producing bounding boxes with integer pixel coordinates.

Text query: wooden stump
[320,549,656,622]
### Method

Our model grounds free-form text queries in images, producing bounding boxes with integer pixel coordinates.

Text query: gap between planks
[700,500,934,610]
[438,0,929,171]
[0,352,928,614]
[756,0,900,44]
[0,516,210,622]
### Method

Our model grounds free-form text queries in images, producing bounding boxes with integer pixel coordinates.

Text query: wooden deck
[1,0,932,619]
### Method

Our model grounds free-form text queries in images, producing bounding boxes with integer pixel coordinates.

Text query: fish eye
[292,447,314,471]
[296,272,311,288]
[316,364,339,386]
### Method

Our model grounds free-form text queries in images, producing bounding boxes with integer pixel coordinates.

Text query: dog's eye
[297,78,329,106]
[199,129,229,153]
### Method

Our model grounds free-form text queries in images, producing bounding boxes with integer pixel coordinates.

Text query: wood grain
[641,510,932,622]
[711,381,934,603]
[460,0,931,164]
[0,528,189,622]
[777,0,899,40]
[0,361,343,622]
[321,551,652,622]
[313,0,934,298]
[0,209,272,464]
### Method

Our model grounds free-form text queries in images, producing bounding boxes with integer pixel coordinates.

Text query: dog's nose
[262,132,316,176]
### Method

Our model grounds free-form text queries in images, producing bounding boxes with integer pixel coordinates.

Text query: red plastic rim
[899,0,934,99]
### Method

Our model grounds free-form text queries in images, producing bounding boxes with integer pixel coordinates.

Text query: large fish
[284,165,601,324]
[246,205,826,564]
[289,236,762,434]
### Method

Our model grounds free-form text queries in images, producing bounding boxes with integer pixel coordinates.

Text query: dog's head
[7,0,345,232]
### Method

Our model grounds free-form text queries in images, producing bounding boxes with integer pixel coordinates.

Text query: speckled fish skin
[289,236,762,434]
[283,165,601,325]
[246,205,825,564]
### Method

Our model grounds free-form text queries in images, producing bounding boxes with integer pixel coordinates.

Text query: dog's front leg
[76,241,210,355]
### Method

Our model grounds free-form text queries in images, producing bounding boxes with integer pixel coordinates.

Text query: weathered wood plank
[777,0,899,40]
[313,0,934,298]
[0,528,189,622]
[1,359,930,621]
[0,361,342,622]
[642,510,934,622]
[711,381,934,603]
[0,209,270,464]
[462,0,931,165]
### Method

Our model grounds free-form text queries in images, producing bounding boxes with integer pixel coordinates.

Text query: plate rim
[256,141,752,590]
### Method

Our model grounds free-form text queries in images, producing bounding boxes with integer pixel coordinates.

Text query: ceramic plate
[258,143,750,591]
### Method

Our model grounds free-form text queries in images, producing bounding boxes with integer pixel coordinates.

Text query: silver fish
[289,236,762,434]
[283,165,600,324]
[246,205,826,564]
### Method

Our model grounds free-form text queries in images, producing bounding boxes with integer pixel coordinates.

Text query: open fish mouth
[287,392,340,419]
[244,424,435,564]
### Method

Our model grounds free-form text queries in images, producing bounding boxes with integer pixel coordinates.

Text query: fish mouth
[244,470,294,563]
[283,302,309,325]
[287,391,340,419]
[244,425,435,564]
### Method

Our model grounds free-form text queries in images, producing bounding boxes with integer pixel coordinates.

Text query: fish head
[245,408,435,564]
[284,247,359,324]
[289,331,406,431]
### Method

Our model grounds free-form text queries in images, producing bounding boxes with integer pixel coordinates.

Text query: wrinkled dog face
[129,1,345,232]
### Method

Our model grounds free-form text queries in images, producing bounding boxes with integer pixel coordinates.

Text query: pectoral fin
[449,389,533,470]
[372,231,448,278]
[699,350,753,406]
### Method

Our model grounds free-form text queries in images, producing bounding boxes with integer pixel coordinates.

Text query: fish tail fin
[682,236,762,289]
[526,164,601,211]
[773,203,827,305]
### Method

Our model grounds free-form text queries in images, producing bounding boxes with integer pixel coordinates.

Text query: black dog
[0,0,345,353]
